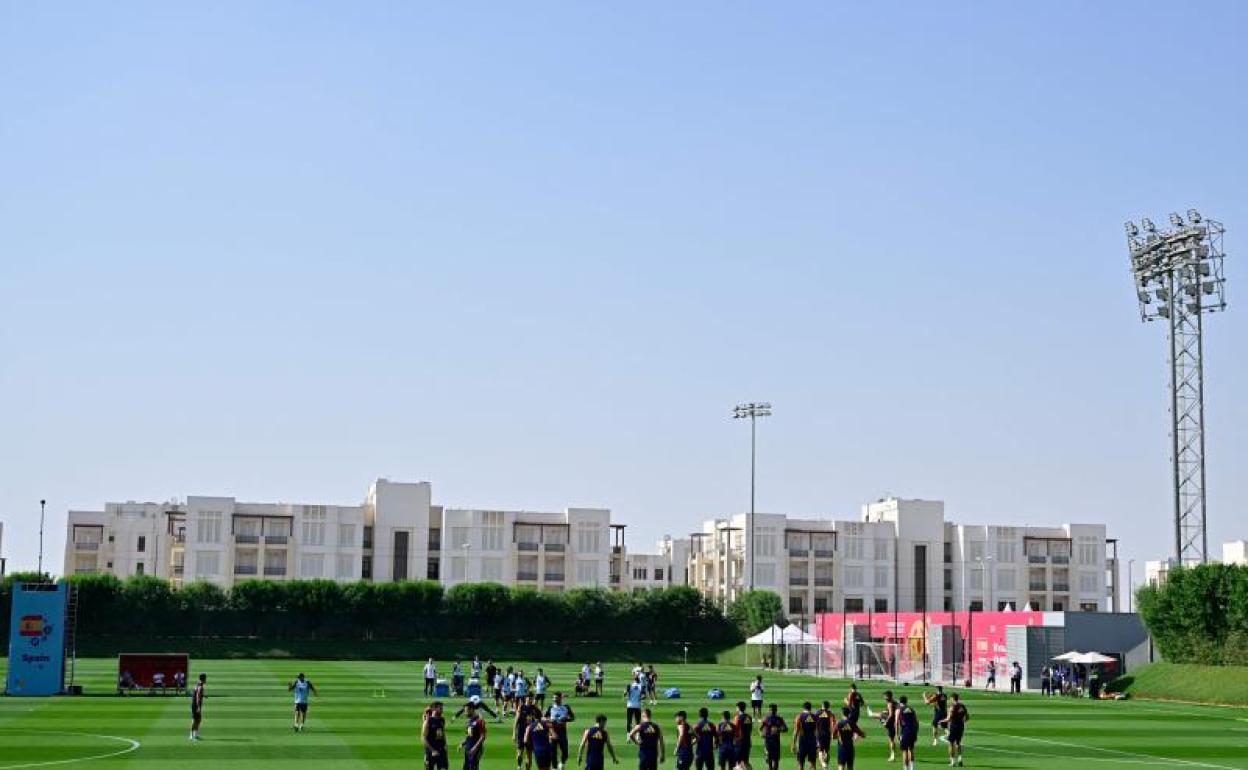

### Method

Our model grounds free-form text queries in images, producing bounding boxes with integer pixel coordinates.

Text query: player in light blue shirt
[288,673,319,732]
[625,677,645,732]
[534,669,550,707]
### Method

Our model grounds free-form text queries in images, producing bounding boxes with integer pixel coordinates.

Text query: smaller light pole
[733,401,772,591]
[1127,559,1136,613]
[38,499,47,576]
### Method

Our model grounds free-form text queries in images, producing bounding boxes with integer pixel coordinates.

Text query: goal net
[853,641,927,684]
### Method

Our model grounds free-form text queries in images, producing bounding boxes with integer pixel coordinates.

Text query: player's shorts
[816,735,830,753]
[676,749,693,770]
[899,732,917,751]
[735,743,751,763]
[835,745,854,767]
[639,752,659,770]
[796,742,817,765]
[947,724,964,744]
[932,711,946,728]
[427,747,450,770]
[295,702,309,714]
[764,740,780,762]
[463,748,481,770]
[750,698,763,709]
[718,747,735,766]
[190,705,201,718]
[695,752,715,770]
[515,733,528,749]
[885,723,896,740]
[534,750,553,769]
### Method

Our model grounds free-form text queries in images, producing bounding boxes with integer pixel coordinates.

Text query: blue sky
[2,2,1245,590]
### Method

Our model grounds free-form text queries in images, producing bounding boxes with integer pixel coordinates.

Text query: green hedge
[1106,662,1248,705]
[1135,562,1248,665]
[2,573,742,648]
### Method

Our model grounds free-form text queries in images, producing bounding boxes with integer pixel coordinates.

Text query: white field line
[972,729,1245,770]
[0,732,141,770]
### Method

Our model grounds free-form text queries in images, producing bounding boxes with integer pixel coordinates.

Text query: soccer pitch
[1,660,1246,769]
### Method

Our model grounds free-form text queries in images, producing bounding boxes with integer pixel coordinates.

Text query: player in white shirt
[288,673,319,732]
[424,659,438,696]
[749,676,765,719]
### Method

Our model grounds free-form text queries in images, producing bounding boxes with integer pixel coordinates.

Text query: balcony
[1051,555,1070,564]
[544,573,565,582]
[74,541,101,551]
[789,575,809,586]
[813,549,835,559]
[517,571,539,581]
[234,565,258,576]
[173,565,185,576]
[544,543,565,552]
[612,546,623,555]
[264,535,289,545]
[74,568,96,574]
[1029,582,1048,591]
[235,534,260,544]
[1028,555,1047,564]
[263,566,287,576]
[788,548,809,558]
[1053,583,1070,592]
[814,577,834,587]
[517,542,540,552]
[609,574,621,584]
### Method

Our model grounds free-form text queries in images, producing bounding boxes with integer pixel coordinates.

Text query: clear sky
[2,2,1245,594]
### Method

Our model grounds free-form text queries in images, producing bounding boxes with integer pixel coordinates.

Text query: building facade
[687,498,1120,616]
[1146,539,1247,588]
[63,479,660,591]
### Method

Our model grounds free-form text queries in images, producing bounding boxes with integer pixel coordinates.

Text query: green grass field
[2,659,1247,769]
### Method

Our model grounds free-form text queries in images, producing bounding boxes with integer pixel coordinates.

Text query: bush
[1136,562,1248,665]
[728,590,785,635]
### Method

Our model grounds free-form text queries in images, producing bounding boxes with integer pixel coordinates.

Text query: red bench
[118,653,189,694]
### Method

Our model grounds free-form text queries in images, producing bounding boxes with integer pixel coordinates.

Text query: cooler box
[435,680,450,697]
[467,682,483,698]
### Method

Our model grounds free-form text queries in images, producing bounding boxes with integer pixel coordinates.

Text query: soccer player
[791,701,817,770]
[843,685,864,727]
[502,669,516,716]
[528,714,558,770]
[692,707,716,770]
[625,676,645,731]
[749,677,765,719]
[876,690,898,762]
[716,710,737,770]
[594,663,605,696]
[940,693,969,767]
[578,714,620,770]
[986,663,997,690]
[674,711,694,770]
[547,691,577,770]
[189,673,206,741]
[517,671,532,703]
[516,694,542,770]
[425,701,450,770]
[832,708,865,770]
[454,661,466,697]
[813,701,834,770]
[463,703,489,770]
[895,696,919,770]
[473,656,484,680]
[425,658,439,697]
[646,666,659,706]
[732,701,754,770]
[535,669,550,708]
[757,704,786,770]
[923,685,948,746]
[288,672,319,732]
[453,695,500,721]
[628,709,666,770]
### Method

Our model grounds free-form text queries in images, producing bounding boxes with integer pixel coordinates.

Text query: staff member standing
[189,673,207,741]
[425,658,439,697]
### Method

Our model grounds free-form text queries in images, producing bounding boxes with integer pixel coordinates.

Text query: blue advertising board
[6,584,68,696]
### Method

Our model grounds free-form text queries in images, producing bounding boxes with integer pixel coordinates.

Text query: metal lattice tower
[1126,210,1227,565]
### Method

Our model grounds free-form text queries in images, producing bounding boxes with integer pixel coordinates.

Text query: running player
[288,672,319,732]
[578,714,620,770]
[625,676,645,731]
[791,701,817,770]
[749,677,765,719]
[692,707,716,770]
[923,686,948,746]
[189,673,206,741]
[732,701,754,770]
[463,703,489,770]
[896,696,919,770]
[453,694,500,721]
[843,685,864,728]
[547,691,577,770]
[832,708,865,770]
[716,710,736,770]
[535,669,550,708]
[425,701,450,770]
[940,693,969,767]
[674,711,694,770]
[877,690,898,763]
[528,713,558,770]
[814,701,834,770]
[628,709,665,770]
[758,704,786,770]
[515,694,542,770]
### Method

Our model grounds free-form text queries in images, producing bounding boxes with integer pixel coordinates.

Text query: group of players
[422,676,970,770]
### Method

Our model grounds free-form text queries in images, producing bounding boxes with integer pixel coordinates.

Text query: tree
[728,590,785,636]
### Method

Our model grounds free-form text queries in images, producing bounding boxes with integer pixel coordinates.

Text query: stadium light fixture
[733,401,772,594]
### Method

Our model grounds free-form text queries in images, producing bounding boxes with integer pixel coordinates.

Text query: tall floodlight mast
[1125,210,1228,565]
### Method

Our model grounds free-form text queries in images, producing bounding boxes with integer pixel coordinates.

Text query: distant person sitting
[152,672,167,693]
[119,670,137,694]
[173,671,187,694]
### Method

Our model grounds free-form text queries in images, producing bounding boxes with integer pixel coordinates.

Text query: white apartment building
[63,478,660,591]
[1146,539,1248,588]
[688,498,1120,616]
[627,537,691,590]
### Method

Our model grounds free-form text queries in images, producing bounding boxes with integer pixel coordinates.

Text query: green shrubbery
[1135,562,1248,666]
[2,573,741,647]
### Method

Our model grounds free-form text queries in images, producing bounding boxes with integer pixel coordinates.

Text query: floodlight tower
[733,401,771,591]
[1125,210,1228,565]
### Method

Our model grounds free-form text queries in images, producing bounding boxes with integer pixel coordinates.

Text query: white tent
[1072,652,1116,665]
[1052,651,1084,662]
[780,625,821,644]
[745,625,788,645]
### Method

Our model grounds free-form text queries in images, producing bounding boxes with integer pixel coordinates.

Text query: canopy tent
[1072,652,1116,665]
[1052,651,1084,661]
[780,625,822,644]
[745,625,788,645]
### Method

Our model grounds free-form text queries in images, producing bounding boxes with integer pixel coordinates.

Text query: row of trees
[1135,562,1248,665]
[2,572,760,645]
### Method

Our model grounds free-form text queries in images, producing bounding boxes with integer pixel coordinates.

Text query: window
[996,570,1016,591]
[844,566,864,588]
[336,554,354,579]
[873,565,889,589]
[999,600,1014,611]
[844,598,864,612]
[754,531,777,558]
[196,514,222,544]
[302,521,326,546]
[482,511,504,550]
[1078,542,1100,565]
[576,524,602,553]
[195,552,220,577]
[874,598,888,613]
[137,535,146,553]
[481,558,503,581]
[789,595,805,614]
[996,541,1017,563]
[135,562,145,575]
[338,524,356,548]
[755,563,777,586]
[393,531,409,580]
[845,537,865,560]
[1079,602,1099,612]
[300,554,324,578]
[873,538,890,561]
[814,595,830,613]
[969,600,984,611]
[427,558,440,580]
[633,567,648,580]
[968,568,984,590]
[515,524,540,546]
[362,555,373,580]
[1078,572,1098,593]
[448,527,471,550]
[654,568,664,581]
[363,526,374,549]
[576,560,599,584]
[968,540,985,561]
[943,541,952,564]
